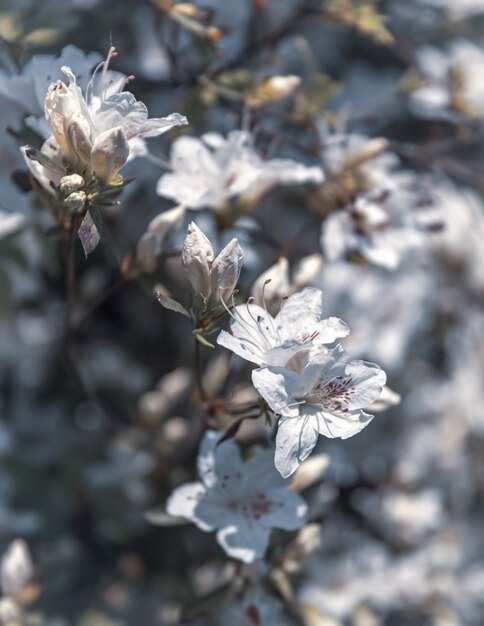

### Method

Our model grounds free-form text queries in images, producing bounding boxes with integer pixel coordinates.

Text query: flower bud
[64,191,87,214]
[137,205,185,271]
[246,75,301,107]
[90,126,130,183]
[59,174,85,196]
[251,257,290,313]
[68,113,93,165]
[181,222,214,300]
[210,238,244,304]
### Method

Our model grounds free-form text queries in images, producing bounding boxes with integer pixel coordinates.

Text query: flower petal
[274,415,319,478]
[259,488,307,530]
[216,519,271,563]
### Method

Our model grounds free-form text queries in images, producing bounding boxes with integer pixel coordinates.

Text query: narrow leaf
[24,147,65,175]
[154,289,190,318]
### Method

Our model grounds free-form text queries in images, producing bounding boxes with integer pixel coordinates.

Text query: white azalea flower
[0,45,102,134]
[156,130,323,211]
[319,127,396,190]
[166,431,307,563]
[321,177,434,270]
[252,345,387,477]
[24,47,187,187]
[411,39,484,120]
[217,287,349,367]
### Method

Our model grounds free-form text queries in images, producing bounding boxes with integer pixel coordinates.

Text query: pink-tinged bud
[181,222,214,300]
[210,238,244,304]
[90,127,130,182]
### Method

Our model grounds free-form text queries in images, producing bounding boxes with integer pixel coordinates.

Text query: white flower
[156,130,323,211]
[182,222,244,304]
[252,345,387,477]
[166,431,307,563]
[410,40,484,120]
[319,127,395,189]
[0,45,102,131]
[0,540,33,599]
[321,178,431,270]
[25,47,187,187]
[217,287,349,367]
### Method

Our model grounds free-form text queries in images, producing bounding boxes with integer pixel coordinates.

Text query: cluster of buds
[59,173,87,215]
[182,222,243,325]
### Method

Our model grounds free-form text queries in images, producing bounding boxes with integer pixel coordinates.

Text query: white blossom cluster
[0,1,483,625]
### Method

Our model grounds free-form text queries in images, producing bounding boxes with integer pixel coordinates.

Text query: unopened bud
[349,138,390,169]
[170,2,197,16]
[262,75,300,98]
[64,191,87,214]
[91,126,129,183]
[181,222,214,300]
[252,257,290,313]
[137,205,185,270]
[59,174,85,196]
[206,26,222,41]
[246,75,301,107]
[210,238,244,304]
[0,539,33,598]
[68,113,93,164]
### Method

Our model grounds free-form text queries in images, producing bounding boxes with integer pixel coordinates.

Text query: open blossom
[182,222,244,305]
[23,47,187,188]
[166,431,307,563]
[156,130,323,211]
[410,39,484,120]
[0,45,102,135]
[320,177,439,270]
[217,287,349,367]
[252,345,387,478]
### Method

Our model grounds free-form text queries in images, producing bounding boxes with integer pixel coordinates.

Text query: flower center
[305,375,355,412]
[239,492,276,521]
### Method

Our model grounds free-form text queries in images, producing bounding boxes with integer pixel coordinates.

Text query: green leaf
[154,288,191,318]
[78,208,102,257]
[194,332,215,348]
[24,147,65,175]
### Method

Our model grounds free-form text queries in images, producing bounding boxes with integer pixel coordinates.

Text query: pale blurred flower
[411,39,484,120]
[0,213,27,240]
[156,130,323,212]
[166,431,307,563]
[321,177,434,270]
[0,540,33,599]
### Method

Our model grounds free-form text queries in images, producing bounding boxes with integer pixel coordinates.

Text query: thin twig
[194,338,207,403]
